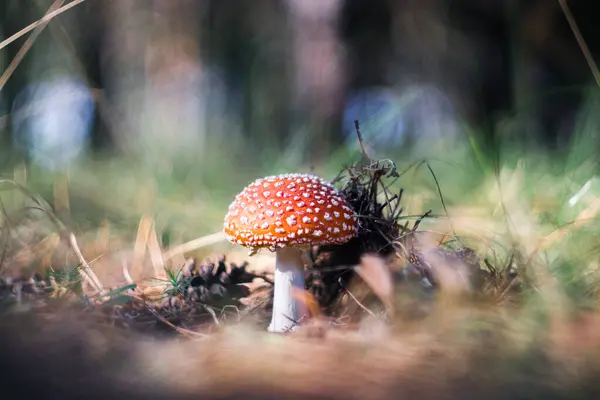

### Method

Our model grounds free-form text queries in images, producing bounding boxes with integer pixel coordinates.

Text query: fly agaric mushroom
[224,173,359,332]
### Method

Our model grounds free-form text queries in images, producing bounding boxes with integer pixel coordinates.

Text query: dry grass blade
[95,219,111,255]
[131,215,167,281]
[131,215,154,280]
[52,173,70,214]
[529,197,600,263]
[68,232,104,294]
[13,164,28,209]
[122,258,134,285]
[162,231,227,261]
[0,179,104,294]
[558,0,600,87]
[146,219,166,280]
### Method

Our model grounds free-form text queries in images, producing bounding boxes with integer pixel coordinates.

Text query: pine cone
[164,255,265,308]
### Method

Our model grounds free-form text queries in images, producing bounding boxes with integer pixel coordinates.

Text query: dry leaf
[354,254,395,315]
[291,287,322,319]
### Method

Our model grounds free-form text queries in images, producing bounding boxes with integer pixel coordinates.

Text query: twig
[218,305,241,322]
[254,273,274,285]
[354,120,373,164]
[425,162,461,246]
[200,303,220,325]
[129,294,206,338]
[0,0,88,51]
[338,277,377,318]
[558,0,600,87]
[496,278,519,304]
[162,231,227,261]
[412,209,432,232]
[0,0,67,91]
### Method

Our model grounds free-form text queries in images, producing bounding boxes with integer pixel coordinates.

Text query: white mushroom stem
[268,246,309,333]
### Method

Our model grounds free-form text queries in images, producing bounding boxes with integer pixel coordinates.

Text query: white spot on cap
[313,230,323,237]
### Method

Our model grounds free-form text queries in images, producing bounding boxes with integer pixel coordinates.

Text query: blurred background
[6,5,600,397]
[0,0,600,262]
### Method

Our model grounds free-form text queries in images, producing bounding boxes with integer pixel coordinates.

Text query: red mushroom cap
[224,173,358,250]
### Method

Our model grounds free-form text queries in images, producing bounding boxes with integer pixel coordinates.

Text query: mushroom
[223,173,359,332]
